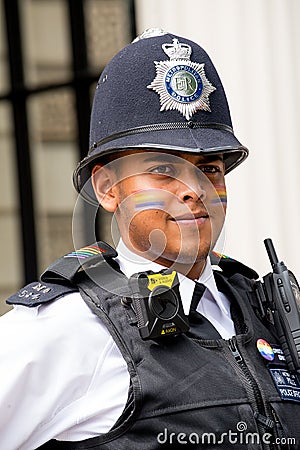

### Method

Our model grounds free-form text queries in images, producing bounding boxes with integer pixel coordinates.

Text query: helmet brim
[73,125,248,205]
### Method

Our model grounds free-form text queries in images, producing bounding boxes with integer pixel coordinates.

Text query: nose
[176,169,207,203]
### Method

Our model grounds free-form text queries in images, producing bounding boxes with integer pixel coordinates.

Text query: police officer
[0,29,299,449]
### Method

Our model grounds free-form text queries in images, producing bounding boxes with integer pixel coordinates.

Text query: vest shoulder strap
[6,241,118,307]
[41,242,117,283]
[210,251,259,280]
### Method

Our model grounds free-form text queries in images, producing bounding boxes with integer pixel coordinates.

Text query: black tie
[190,282,206,313]
[188,282,222,339]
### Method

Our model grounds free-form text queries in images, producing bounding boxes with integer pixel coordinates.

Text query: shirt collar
[115,239,224,316]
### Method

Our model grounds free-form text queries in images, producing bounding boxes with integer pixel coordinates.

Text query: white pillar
[135,0,300,276]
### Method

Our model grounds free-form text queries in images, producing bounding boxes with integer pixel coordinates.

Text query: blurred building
[0,0,135,314]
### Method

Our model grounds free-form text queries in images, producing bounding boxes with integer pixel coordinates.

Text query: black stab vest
[7,248,300,450]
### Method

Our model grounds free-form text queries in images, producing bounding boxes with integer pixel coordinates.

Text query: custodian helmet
[73,28,248,203]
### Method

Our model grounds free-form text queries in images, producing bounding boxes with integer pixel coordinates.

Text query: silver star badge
[148,38,216,120]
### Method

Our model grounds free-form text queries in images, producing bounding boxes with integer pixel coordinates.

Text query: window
[0,0,136,314]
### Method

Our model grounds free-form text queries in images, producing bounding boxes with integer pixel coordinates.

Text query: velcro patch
[6,281,77,307]
[269,368,300,403]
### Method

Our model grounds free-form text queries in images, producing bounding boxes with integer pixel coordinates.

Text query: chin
[160,241,211,266]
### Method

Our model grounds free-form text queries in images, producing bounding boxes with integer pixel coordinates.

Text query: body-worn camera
[129,270,189,340]
[256,239,300,372]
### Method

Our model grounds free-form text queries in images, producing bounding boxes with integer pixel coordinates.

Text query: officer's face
[92,151,226,278]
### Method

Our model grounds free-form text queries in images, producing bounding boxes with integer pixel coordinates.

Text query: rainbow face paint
[256,339,275,361]
[133,189,167,211]
[211,184,227,205]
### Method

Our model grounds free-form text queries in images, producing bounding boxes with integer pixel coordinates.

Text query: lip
[170,211,209,225]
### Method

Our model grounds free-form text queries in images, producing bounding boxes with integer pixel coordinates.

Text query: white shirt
[0,241,235,449]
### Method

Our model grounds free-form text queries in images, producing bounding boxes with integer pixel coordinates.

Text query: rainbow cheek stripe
[256,339,275,361]
[211,185,227,205]
[133,190,166,211]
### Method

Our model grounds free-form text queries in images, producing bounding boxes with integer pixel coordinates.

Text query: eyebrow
[142,153,223,164]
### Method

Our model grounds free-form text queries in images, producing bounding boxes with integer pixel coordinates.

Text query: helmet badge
[148,38,216,120]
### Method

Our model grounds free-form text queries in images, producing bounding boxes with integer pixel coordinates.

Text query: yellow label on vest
[147,271,177,291]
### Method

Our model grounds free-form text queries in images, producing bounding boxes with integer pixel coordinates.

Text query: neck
[152,255,206,280]
[119,238,207,280]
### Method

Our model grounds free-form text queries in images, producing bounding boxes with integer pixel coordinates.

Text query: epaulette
[210,251,259,280]
[6,241,118,307]
[6,281,78,307]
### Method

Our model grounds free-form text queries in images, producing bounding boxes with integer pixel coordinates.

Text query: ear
[91,164,119,212]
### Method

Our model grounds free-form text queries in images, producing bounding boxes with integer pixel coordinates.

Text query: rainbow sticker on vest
[257,339,275,361]
[64,245,107,259]
[212,251,229,259]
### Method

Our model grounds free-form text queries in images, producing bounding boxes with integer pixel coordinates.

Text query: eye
[149,165,176,176]
[199,165,221,174]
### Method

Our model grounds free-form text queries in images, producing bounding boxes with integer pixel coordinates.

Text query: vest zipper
[228,336,276,449]
[270,407,290,450]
